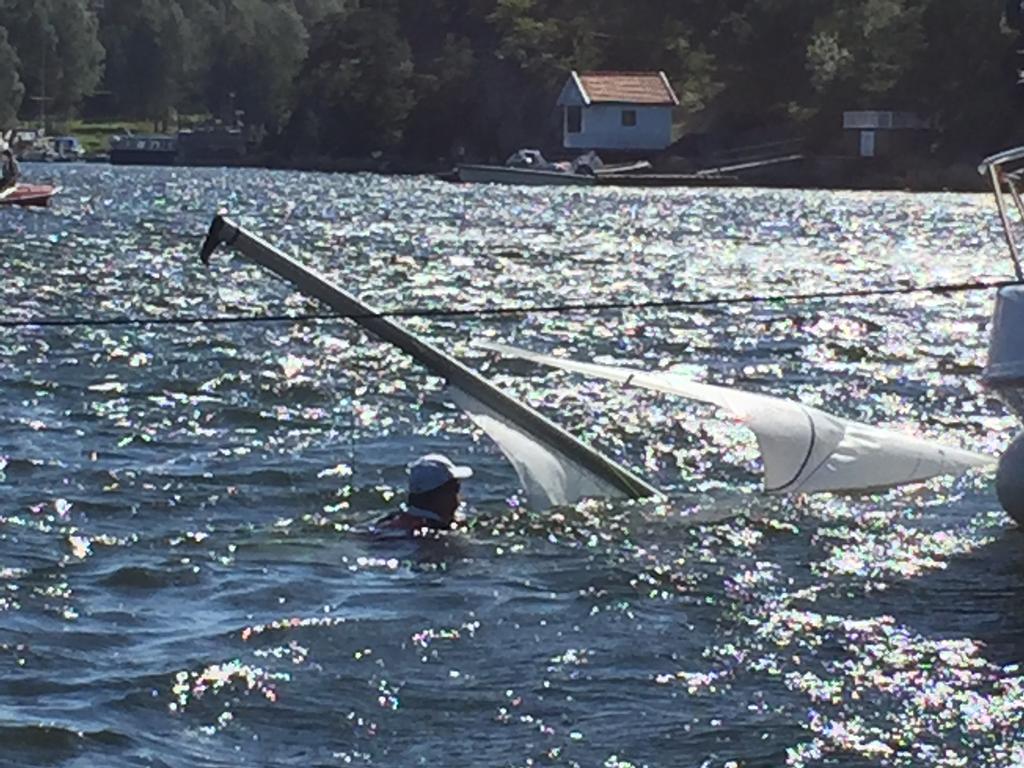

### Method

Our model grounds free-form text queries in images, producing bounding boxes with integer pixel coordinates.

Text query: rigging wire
[0,277,1018,331]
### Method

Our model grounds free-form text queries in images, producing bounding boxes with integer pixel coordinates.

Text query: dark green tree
[1,0,104,122]
[0,26,24,127]
[22,0,1023,161]
[202,0,308,132]
[700,0,823,129]
[288,6,415,154]
[401,32,476,157]
[804,0,925,109]
[100,0,196,124]
[906,0,1016,153]
[292,0,350,24]
[49,0,105,115]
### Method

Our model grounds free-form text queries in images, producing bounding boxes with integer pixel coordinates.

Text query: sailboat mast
[40,43,46,132]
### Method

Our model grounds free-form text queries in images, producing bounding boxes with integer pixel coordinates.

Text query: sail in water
[447,387,644,506]
[480,342,993,495]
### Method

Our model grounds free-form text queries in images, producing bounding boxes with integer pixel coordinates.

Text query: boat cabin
[109,134,179,166]
[557,71,679,152]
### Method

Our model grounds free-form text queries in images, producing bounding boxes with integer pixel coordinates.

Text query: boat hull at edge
[0,184,60,208]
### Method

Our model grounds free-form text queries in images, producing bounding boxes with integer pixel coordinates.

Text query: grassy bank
[62,116,213,154]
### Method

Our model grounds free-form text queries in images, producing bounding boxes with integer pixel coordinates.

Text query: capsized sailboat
[198,214,657,510]
[198,214,990,508]
[479,342,993,495]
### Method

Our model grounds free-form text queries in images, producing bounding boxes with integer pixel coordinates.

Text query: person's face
[437,479,462,521]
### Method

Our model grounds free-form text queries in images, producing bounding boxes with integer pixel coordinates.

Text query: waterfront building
[557,71,679,152]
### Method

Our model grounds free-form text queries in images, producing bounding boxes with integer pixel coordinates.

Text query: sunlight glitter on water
[0,165,1020,767]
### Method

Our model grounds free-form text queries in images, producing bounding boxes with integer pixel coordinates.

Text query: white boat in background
[25,136,86,162]
[456,148,653,186]
[457,163,598,186]
[458,148,599,186]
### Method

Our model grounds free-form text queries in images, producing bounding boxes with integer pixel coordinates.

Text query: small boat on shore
[19,136,86,162]
[457,148,601,186]
[457,163,598,186]
[0,183,60,208]
[455,149,657,186]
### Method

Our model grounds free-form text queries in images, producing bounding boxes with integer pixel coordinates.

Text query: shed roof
[571,71,679,106]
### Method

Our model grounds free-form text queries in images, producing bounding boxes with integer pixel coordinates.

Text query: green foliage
[0,0,1021,158]
[0,0,104,122]
[0,26,24,126]
[47,0,105,114]
[292,0,350,25]
[99,0,195,123]
[808,0,926,106]
[907,0,1015,149]
[202,0,308,133]
[290,6,415,153]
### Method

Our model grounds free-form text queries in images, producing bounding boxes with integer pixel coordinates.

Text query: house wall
[842,129,931,158]
[843,111,929,130]
[563,104,674,151]
[557,78,586,107]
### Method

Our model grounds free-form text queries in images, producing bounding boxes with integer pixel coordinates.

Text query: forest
[0,0,1020,162]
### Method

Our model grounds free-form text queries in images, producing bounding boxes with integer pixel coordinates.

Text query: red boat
[0,183,60,208]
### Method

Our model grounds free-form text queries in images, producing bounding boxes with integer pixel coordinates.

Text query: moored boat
[456,148,598,186]
[0,183,60,207]
[109,134,178,166]
[457,163,597,186]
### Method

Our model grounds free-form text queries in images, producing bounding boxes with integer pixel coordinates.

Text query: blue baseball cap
[408,453,473,494]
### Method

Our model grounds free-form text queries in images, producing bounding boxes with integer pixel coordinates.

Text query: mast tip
[200,214,228,265]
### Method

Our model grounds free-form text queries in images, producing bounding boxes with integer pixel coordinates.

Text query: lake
[0,163,1021,767]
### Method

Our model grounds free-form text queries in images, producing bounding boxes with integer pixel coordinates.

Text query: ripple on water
[0,165,1018,766]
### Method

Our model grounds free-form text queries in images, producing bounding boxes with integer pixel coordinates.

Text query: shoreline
[29,153,995,194]
[256,150,999,192]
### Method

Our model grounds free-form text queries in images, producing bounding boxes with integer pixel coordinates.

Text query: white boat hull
[457,164,596,186]
[985,285,1024,418]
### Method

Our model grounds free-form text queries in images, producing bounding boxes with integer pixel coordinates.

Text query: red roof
[575,71,679,106]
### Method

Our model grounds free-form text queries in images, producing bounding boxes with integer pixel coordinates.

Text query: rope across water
[0,278,1018,330]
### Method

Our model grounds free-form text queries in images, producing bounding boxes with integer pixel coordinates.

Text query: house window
[567,106,582,134]
[622,110,637,127]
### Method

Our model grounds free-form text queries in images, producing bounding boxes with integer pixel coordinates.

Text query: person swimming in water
[373,453,473,534]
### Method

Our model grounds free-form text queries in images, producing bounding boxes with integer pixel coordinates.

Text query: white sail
[481,342,994,495]
[449,387,636,507]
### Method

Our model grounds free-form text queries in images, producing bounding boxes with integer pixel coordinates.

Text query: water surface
[0,164,1021,767]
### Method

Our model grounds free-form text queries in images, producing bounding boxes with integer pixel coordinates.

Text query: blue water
[0,163,1021,767]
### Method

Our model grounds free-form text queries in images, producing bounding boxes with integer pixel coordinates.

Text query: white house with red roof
[557,71,679,152]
